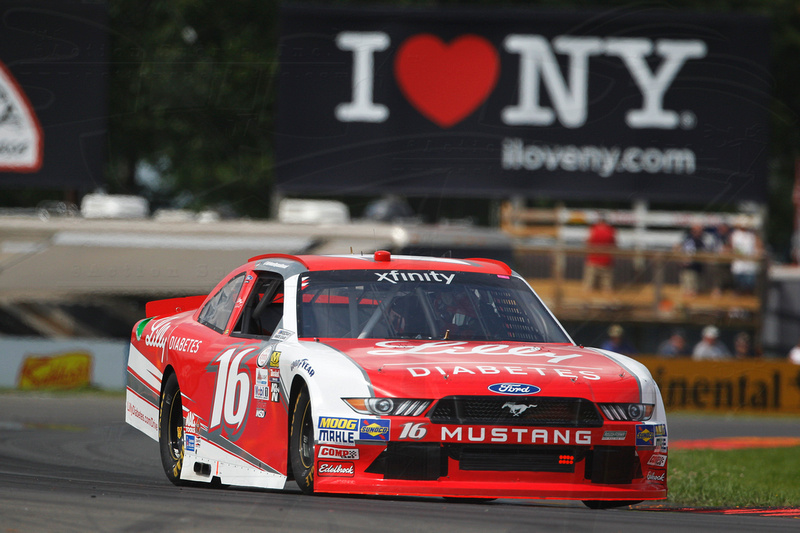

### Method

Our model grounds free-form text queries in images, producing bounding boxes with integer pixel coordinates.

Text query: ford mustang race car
[125,251,667,507]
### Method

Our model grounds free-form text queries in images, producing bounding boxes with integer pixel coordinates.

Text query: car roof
[248,251,512,275]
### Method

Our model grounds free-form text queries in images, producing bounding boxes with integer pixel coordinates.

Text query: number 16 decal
[210,346,257,440]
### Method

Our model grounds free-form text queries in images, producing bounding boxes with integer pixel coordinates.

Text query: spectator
[729,216,762,294]
[732,331,753,359]
[583,213,617,293]
[709,222,733,297]
[788,340,800,364]
[656,329,688,358]
[692,325,731,360]
[601,324,636,356]
[675,223,714,297]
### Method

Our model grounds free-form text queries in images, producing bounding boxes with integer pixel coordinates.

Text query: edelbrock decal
[488,383,540,395]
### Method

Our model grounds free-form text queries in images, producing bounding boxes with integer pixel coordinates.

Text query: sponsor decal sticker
[359,419,390,441]
[185,434,196,452]
[317,461,355,477]
[374,270,455,284]
[636,424,655,446]
[290,358,315,377]
[143,317,175,350]
[272,329,293,342]
[256,346,273,368]
[167,336,202,354]
[255,408,266,418]
[268,350,281,368]
[602,430,627,441]
[648,454,668,468]
[318,446,360,460]
[254,385,269,401]
[318,417,358,444]
[259,260,289,270]
[269,368,281,383]
[488,383,540,395]
[255,368,270,386]
[270,382,280,402]
[646,471,667,482]
[135,318,152,341]
[369,341,582,364]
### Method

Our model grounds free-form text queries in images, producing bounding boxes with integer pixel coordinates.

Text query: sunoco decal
[359,419,390,441]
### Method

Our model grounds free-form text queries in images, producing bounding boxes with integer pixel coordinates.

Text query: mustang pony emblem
[502,402,537,416]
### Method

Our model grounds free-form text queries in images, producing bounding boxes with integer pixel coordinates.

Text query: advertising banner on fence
[275,5,769,204]
[639,357,800,414]
[0,337,127,390]
[0,2,107,189]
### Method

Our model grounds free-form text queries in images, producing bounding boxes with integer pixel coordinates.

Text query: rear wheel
[290,386,315,494]
[159,373,187,485]
[582,500,642,509]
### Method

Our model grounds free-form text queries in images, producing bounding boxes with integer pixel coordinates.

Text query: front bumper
[312,422,668,501]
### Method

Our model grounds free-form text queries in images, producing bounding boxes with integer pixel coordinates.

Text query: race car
[125,251,667,507]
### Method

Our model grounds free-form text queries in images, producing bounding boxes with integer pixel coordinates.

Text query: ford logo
[488,383,541,395]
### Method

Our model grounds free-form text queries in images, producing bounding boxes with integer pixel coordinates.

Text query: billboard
[0,1,107,190]
[275,5,770,204]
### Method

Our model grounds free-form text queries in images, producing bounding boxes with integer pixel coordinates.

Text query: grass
[667,446,800,507]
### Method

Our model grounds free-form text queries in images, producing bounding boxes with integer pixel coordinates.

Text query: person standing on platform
[583,213,617,293]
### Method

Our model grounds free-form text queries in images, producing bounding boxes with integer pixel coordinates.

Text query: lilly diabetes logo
[488,383,541,395]
[0,61,42,172]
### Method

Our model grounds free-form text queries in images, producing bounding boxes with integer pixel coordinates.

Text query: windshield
[297,270,571,343]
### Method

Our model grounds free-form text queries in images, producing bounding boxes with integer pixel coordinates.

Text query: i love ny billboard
[275,5,770,204]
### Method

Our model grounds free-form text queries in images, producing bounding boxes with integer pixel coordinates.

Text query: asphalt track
[0,393,798,533]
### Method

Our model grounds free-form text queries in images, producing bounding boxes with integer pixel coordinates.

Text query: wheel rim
[168,393,183,462]
[299,401,314,469]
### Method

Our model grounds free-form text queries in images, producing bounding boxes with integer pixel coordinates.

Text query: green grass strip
[668,446,800,507]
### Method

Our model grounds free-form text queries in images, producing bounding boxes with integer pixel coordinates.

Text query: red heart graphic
[394,34,499,128]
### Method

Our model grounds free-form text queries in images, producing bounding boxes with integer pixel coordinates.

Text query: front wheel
[159,373,187,485]
[290,386,315,494]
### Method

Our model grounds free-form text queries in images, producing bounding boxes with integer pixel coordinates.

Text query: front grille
[429,396,603,427]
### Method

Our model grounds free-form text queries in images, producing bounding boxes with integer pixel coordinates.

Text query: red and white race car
[125,251,667,507]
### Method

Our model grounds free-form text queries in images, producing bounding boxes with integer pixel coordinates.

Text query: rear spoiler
[145,295,207,318]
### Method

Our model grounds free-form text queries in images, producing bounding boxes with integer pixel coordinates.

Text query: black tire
[159,373,187,486]
[290,386,315,494]
[582,500,642,509]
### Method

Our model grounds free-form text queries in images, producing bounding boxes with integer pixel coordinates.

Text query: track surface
[0,393,798,532]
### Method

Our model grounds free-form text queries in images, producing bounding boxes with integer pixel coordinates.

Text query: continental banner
[638,357,800,414]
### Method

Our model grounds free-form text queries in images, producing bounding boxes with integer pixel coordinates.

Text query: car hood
[316,339,647,404]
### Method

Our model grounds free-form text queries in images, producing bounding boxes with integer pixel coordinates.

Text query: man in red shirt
[583,214,617,293]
